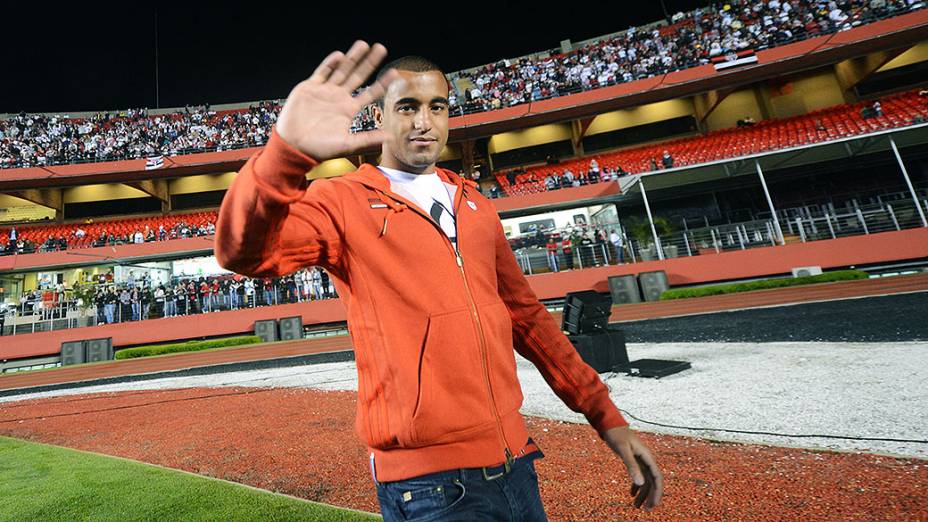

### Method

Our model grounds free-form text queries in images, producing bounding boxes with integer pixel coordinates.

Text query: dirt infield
[1,387,924,521]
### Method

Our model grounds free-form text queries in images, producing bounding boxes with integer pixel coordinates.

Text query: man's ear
[372,104,383,129]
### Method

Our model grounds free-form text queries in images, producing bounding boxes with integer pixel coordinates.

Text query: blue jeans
[375,444,547,521]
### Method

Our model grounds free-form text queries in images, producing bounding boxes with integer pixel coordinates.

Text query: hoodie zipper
[374,180,514,469]
[452,226,515,471]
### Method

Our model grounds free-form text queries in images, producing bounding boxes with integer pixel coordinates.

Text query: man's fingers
[328,40,369,86]
[634,483,650,508]
[635,452,664,509]
[635,455,654,508]
[308,51,344,85]
[355,68,401,108]
[344,42,389,92]
[346,129,389,152]
[615,443,645,487]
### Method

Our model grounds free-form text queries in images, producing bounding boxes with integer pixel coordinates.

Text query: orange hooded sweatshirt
[214,126,629,482]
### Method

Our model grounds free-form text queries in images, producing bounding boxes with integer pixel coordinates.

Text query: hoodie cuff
[252,124,320,201]
[586,393,630,438]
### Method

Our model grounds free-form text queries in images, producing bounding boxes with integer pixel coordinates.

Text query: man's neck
[379,157,435,175]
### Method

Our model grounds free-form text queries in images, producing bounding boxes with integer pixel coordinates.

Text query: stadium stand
[495,88,928,196]
[0,103,281,169]
[450,0,926,114]
[2,89,926,252]
[2,1,928,362]
[0,211,216,255]
[1,1,922,170]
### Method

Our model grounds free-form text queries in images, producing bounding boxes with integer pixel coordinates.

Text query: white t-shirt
[377,166,457,248]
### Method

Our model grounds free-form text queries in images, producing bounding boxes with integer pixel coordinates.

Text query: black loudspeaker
[562,291,612,335]
[278,316,303,341]
[61,341,85,366]
[638,270,670,302]
[567,326,629,373]
[254,319,278,343]
[85,338,113,362]
[608,275,642,304]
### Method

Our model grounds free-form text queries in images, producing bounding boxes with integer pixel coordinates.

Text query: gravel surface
[619,292,928,342]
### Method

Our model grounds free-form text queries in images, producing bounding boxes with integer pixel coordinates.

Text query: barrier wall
[488,181,620,212]
[0,236,215,272]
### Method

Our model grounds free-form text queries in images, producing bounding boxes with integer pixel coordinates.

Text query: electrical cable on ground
[614,406,928,444]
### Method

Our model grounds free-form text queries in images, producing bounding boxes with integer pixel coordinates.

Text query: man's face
[374,70,449,174]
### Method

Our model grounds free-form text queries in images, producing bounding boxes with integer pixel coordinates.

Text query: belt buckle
[481,447,515,481]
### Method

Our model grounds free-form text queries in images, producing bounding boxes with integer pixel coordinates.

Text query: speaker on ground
[567,325,629,373]
[254,319,278,343]
[85,338,113,362]
[60,341,85,366]
[561,290,612,335]
[278,316,303,341]
[638,270,670,302]
[608,275,642,304]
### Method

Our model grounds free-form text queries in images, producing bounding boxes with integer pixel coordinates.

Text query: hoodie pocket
[410,307,496,445]
[480,301,524,416]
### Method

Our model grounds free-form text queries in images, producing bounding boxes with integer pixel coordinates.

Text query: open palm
[275,40,400,161]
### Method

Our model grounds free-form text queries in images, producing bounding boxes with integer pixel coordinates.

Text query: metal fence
[511,197,928,274]
[633,198,928,262]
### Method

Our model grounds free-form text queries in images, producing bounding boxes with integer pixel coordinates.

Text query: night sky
[3,3,709,114]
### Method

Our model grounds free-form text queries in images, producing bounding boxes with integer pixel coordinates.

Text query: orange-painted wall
[1,298,346,361]
[3,227,926,360]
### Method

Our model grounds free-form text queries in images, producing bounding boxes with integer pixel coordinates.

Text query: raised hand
[275,40,401,161]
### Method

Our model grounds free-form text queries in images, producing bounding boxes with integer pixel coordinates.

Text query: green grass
[0,436,379,522]
[115,335,264,360]
[659,269,870,300]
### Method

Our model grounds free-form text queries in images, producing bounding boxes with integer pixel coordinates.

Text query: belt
[479,438,542,481]
[371,438,544,486]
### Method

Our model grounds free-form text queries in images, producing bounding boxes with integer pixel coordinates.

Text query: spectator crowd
[3,267,337,334]
[451,0,923,113]
[2,1,922,169]
[1,102,281,169]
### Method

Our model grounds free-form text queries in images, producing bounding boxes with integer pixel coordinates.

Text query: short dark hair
[373,55,450,109]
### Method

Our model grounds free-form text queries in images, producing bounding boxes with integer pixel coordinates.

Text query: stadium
[1,2,927,520]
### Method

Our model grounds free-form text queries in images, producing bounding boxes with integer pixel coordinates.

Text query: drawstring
[380,209,394,237]
[375,177,471,238]
[376,191,406,238]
